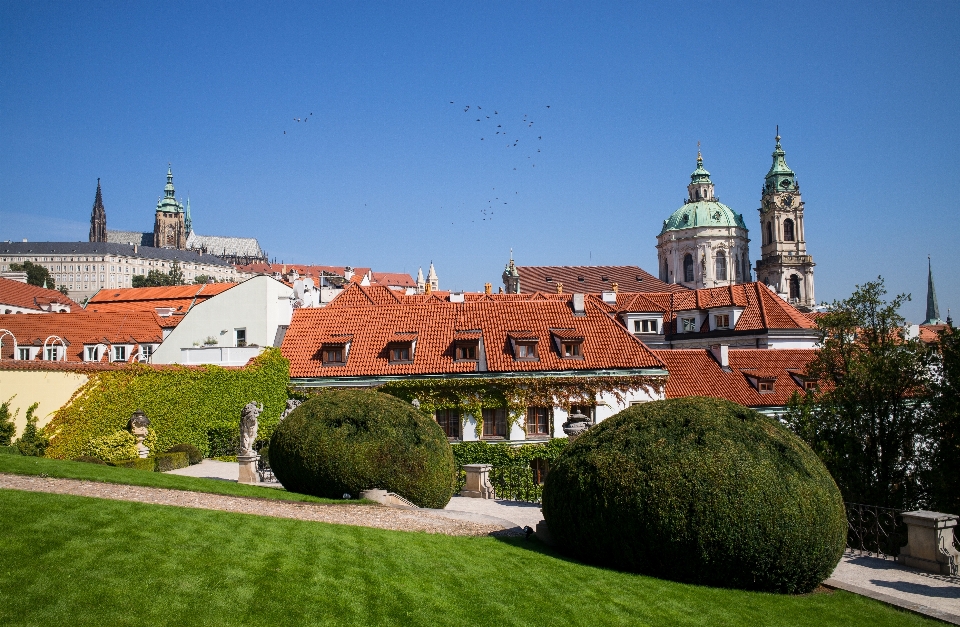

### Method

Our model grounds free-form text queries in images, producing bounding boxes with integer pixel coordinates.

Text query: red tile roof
[283,288,665,378]
[610,282,816,333]
[654,348,818,408]
[0,311,165,362]
[516,265,689,295]
[0,278,79,311]
[919,324,948,344]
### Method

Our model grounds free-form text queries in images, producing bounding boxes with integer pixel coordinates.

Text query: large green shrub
[452,439,568,501]
[84,431,140,462]
[270,389,455,508]
[0,398,16,446]
[16,403,49,457]
[155,451,189,472]
[44,350,289,460]
[541,397,846,594]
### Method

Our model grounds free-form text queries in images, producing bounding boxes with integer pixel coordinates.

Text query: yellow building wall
[0,371,89,439]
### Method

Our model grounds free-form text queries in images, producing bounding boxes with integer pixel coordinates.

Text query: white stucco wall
[152,276,293,364]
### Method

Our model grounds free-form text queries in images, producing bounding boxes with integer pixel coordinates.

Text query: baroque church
[91,166,268,265]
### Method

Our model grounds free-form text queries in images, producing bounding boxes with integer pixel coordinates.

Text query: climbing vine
[373,374,665,435]
[44,349,290,460]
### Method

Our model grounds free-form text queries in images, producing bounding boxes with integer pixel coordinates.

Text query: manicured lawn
[0,454,353,504]
[0,489,935,626]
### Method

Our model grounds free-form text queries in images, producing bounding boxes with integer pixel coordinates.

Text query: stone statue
[279,399,301,421]
[128,409,151,458]
[562,411,592,439]
[239,401,263,455]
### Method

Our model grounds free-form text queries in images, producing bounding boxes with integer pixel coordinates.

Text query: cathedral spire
[89,178,107,243]
[765,128,798,193]
[924,256,942,325]
[185,195,192,233]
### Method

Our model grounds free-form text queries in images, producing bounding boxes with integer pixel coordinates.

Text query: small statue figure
[128,409,151,458]
[239,401,263,455]
[562,411,592,438]
[279,399,301,421]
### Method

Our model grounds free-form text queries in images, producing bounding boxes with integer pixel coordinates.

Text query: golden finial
[697,140,702,162]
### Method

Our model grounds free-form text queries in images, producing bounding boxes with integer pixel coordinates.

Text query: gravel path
[0,473,516,537]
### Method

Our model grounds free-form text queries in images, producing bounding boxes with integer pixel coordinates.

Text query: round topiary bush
[269,389,455,508]
[541,397,846,594]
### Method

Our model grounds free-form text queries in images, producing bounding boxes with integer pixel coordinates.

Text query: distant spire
[185,194,192,233]
[924,256,942,325]
[89,178,107,242]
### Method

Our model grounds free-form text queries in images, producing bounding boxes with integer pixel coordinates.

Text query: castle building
[101,167,268,265]
[755,133,815,308]
[656,150,752,289]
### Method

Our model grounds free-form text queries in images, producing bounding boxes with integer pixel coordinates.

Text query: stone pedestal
[237,453,260,485]
[897,510,959,576]
[460,463,495,499]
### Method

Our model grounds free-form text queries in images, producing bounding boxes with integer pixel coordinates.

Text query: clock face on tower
[783,195,794,207]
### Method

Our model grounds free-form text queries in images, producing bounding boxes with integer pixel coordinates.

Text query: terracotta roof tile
[85,283,236,316]
[0,278,79,311]
[516,265,688,294]
[283,296,665,379]
[654,348,817,408]
[0,311,164,362]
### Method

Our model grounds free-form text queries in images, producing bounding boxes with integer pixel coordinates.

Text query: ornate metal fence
[257,455,276,483]
[844,502,906,560]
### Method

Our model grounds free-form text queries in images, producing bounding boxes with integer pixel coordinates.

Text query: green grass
[0,454,356,505]
[0,489,935,626]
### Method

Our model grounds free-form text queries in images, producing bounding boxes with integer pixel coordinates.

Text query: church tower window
[715,251,727,281]
[789,275,801,300]
[783,219,795,242]
[683,254,694,283]
[765,221,773,245]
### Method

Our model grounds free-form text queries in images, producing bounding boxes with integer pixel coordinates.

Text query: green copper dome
[764,132,798,194]
[660,200,747,234]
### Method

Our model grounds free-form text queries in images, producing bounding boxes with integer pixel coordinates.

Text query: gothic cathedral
[755,132,815,308]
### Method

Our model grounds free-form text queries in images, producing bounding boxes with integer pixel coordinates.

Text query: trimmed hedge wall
[270,389,455,508]
[108,457,156,471]
[452,439,568,500]
[44,349,289,460]
[165,444,203,465]
[541,397,847,594]
[155,451,190,472]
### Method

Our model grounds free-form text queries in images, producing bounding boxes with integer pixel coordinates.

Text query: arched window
[683,254,694,283]
[784,219,795,242]
[766,221,773,245]
[789,275,801,300]
[661,259,668,282]
[715,251,727,281]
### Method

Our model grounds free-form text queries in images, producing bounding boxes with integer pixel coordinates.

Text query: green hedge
[541,397,846,594]
[108,457,157,471]
[0,445,19,456]
[45,349,289,460]
[165,444,203,465]
[155,451,189,472]
[452,439,568,500]
[270,389,455,508]
[73,455,108,465]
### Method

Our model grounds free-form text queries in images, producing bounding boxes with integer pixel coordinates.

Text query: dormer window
[86,346,101,361]
[550,329,584,360]
[758,380,775,393]
[714,314,730,329]
[633,319,659,334]
[508,332,539,361]
[681,317,697,332]
[455,343,477,361]
[516,342,537,359]
[561,342,581,358]
[322,345,345,365]
[389,343,413,363]
[113,345,127,362]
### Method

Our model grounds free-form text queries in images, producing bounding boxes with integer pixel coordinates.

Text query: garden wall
[0,367,90,438]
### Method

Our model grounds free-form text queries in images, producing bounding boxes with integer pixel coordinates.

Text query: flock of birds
[449,101,553,224]
[283,112,313,134]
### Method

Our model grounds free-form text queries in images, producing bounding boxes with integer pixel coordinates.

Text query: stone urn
[128,409,151,459]
[562,411,592,440]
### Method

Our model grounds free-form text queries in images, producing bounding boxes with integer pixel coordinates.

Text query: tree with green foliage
[0,398,16,446]
[57,285,69,296]
[784,278,933,509]
[15,403,49,457]
[194,275,217,284]
[132,260,186,288]
[8,261,52,288]
[928,325,960,513]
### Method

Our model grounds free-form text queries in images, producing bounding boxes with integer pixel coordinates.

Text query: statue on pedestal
[279,399,301,421]
[128,409,151,458]
[239,401,263,455]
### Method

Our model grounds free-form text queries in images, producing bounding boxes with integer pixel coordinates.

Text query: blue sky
[2,2,957,322]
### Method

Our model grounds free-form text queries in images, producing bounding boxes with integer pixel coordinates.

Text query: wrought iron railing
[257,456,275,483]
[844,502,906,560]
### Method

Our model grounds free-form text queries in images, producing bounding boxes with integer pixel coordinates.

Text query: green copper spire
[156,164,184,213]
[185,195,192,233]
[690,142,712,184]
[764,127,798,193]
[924,256,942,325]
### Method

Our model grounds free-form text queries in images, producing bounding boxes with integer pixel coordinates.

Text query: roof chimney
[601,291,617,304]
[572,293,586,316]
[449,292,464,303]
[484,282,492,295]
[710,344,729,369]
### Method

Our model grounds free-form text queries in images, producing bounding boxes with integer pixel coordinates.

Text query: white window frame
[113,345,127,362]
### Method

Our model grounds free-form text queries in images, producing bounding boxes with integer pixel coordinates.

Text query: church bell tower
[153,165,187,249]
[755,131,815,308]
[89,178,107,243]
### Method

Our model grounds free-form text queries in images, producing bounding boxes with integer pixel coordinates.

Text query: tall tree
[131,261,186,288]
[928,326,960,513]
[784,278,933,509]
[8,261,52,288]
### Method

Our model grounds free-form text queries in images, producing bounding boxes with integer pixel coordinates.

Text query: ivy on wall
[373,374,665,435]
[44,349,290,460]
